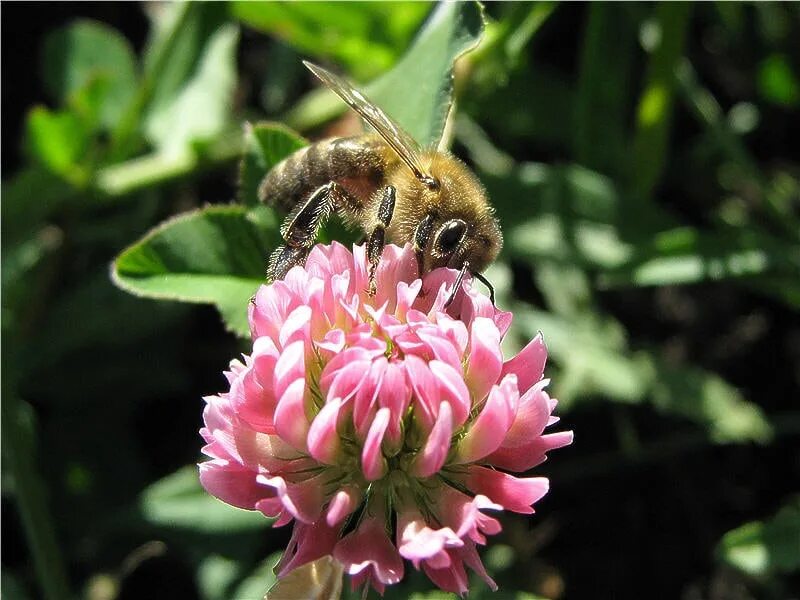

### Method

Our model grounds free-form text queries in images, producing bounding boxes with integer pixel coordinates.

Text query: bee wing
[304,61,434,184]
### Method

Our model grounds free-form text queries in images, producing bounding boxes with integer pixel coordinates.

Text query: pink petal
[435,315,469,356]
[487,430,574,472]
[417,328,462,370]
[275,520,341,577]
[395,279,422,321]
[334,517,404,585]
[493,310,513,338]
[198,461,269,510]
[465,317,503,403]
[454,374,519,464]
[429,360,471,427]
[499,380,552,449]
[273,340,305,400]
[353,358,386,437]
[411,401,453,478]
[397,510,462,568]
[436,487,502,544]
[459,541,498,592]
[361,408,390,481]
[273,378,310,452]
[279,304,312,348]
[325,486,360,527]
[256,474,324,524]
[464,465,549,514]
[324,359,371,404]
[307,398,344,464]
[378,361,411,450]
[501,332,547,395]
[405,354,438,432]
[422,551,469,596]
[232,427,307,472]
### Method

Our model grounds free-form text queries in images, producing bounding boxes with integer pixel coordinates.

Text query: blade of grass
[630,2,692,200]
[574,4,639,177]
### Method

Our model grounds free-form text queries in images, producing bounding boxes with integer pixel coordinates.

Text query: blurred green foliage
[3,2,799,600]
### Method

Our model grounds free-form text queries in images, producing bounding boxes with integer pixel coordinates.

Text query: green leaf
[139,466,271,534]
[24,107,90,185]
[366,1,484,148]
[229,554,280,600]
[718,499,800,575]
[0,168,75,240]
[144,22,239,155]
[650,362,773,444]
[239,122,308,206]
[511,303,772,443]
[286,1,485,148]
[112,205,279,337]
[231,2,430,80]
[485,162,669,271]
[758,54,800,107]
[41,20,137,129]
[598,226,800,293]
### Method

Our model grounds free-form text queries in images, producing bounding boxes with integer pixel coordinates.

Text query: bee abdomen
[258,136,387,213]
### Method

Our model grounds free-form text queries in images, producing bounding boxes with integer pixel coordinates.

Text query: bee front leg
[412,213,435,278]
[267,182,338,281]
[366,186,396,295]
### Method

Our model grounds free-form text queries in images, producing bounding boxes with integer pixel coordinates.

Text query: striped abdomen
[258,135,390,214]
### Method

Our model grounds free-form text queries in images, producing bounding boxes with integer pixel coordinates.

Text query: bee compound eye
[435,219,467,255]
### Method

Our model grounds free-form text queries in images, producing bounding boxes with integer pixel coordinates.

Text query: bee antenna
[471,270,496,306]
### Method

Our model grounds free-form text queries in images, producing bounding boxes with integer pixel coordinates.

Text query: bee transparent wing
[304,61,434,184]
[265,555,344,600]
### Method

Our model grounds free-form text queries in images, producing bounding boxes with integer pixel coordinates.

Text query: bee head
[420,155,503,275]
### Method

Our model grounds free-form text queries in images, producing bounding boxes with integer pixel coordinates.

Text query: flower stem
[1,392,72,600]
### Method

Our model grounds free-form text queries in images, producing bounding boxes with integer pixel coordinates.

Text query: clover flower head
[199,242,572,595]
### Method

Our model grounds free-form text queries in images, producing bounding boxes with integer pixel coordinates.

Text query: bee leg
[366,185,396,295]
[267,182,338,281]
[444,261,470,309]
[412,213,435,277]
[471,270,496,305]
[267,245,311,281]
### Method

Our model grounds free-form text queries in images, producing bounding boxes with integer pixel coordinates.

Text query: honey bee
[258,61,502,304]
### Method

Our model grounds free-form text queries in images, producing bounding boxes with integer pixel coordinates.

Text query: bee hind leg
[366,185,396,295]
[267,182,338,281]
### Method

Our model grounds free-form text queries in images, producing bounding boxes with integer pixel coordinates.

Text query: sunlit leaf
[41,19,138,129]
[112,205,278,337]
[144,23,239,155]
[24,107,89,184]
[231,2,430,80]
[285,1,485,148]
[366,1,484,148]
[598,226,800,300]
[718,499,800,575]
[239,122,308,206]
